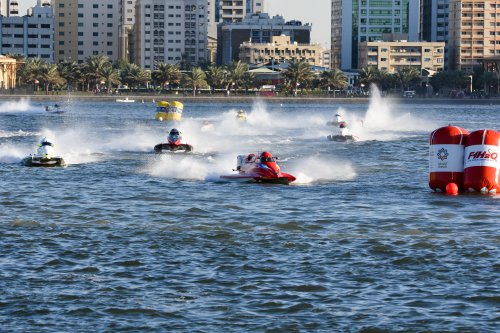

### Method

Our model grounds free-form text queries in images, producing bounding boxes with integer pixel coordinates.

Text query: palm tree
[98,65,121,94]
[183,67,207,96]
[153,63,181,90]
[120,63,150,88]
[283,60,313,96]
[320,69,348,96]
[206,65,226,93]
[225,61,248,94]
[39,63,65,94]
[241,71,256,94]
[359,66,380,88]
[394,67,420,91]
[20,58,46,91]
[58,60,81,91]
[84,55,111,92]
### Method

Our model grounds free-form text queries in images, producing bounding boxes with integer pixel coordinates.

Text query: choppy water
[1,94,499,332]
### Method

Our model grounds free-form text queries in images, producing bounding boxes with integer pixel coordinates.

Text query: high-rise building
[331,0,420,70]
[0,1,54,61]
[0,0,20,16]
[133,0,208,69]
[420,0,449,69]
[213,0,264,23]
[119,0,136,61]
[448,0,500,72]
[53,0,132,63]
[217,12,311,65]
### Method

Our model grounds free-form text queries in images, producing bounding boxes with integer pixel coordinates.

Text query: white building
[120,0,136,60]
[331,0,420,70]
[0,1,54,61]
[0,0,19,17]
[134,0,208,69]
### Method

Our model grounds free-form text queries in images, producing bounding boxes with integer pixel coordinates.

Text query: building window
[93,4,98,8]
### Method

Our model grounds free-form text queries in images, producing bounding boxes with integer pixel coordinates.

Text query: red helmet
[260,151,273,158]
[339,121,348,128]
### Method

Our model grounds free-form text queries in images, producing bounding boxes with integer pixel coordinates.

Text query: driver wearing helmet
[167,128,182,145]
[37,137,55,158]
[259,151,280,174]
[338,121,350,136]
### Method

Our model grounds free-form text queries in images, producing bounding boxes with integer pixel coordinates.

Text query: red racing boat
[220,151,296,184]
[154,128,193,153]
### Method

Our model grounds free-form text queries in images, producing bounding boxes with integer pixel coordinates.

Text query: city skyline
[18,0,331,48]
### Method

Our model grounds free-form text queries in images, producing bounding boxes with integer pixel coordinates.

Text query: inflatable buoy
[463,129,500,194]
[429,126,469,192]
[445,183,459,195]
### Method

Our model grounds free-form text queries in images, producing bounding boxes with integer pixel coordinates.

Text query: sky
[18,0,331,48]
[267,0,330,49]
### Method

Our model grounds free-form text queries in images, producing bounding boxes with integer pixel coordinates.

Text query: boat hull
[327,134,359,142]
[154,143,193,153]
[23,156,66,167]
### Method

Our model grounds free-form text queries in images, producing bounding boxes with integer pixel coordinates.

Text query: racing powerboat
[327,121,359,142]
[22,138,66,167]
[45,104,65,114]
[236,109,247,122]
[220,151,296,184]
[154,128,193,153]
[326,113,342,126]
[155,101,183,121]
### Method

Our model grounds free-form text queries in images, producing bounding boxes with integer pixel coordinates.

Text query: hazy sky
[267,0,330,48]
[18,0,331,48]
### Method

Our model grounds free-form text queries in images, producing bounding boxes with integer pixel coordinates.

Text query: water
[1,94,499,332]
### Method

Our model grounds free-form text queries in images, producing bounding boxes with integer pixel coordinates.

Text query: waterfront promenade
[1,93,499,104]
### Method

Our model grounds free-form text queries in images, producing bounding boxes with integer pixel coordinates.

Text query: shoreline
[0,94,499,104]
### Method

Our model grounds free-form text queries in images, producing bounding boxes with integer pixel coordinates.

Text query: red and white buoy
[463,129,500,194]
[429,126,469,192]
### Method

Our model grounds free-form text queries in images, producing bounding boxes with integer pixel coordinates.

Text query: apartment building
[133,0,208,69]
[358,40,445,73]
[420,0,449,69]
[239,35,322,66]
[53,0,131,63]
[0,55,17,89]
[120,0,136,61]
[214,0,264,23]
[448,0,500,72]
[217,12,311,64]
[0,1,54,61]
[0,0,19,17]
[331,0,420,70]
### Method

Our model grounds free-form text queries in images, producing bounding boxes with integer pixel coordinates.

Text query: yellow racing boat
[155,101,183,121]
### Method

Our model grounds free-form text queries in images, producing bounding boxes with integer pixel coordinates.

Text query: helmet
[339,121,348,128]
[169,128,180,136]
[39,137,53,147]
[260,151,273,158]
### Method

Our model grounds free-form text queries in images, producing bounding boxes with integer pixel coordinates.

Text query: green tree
[206,65,227,93]
[98,65,121,94]
[120,63,150,88]
[84,55,111,92]
[58,60,81,91]
[225,61,248,93]
[394,67,420,91]
[320,69,348,96]
[39,63,65,94]
[283,60,313,96]
[183,67,207,96]
[153,63,181,90]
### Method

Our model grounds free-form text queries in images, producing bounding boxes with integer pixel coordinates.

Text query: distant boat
[45,104,65,114]
[116,97,135,103]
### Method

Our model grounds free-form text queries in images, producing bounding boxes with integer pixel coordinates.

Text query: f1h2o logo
[437,147,449,161]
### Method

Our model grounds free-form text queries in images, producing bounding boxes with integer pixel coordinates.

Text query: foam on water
[145,153,234,181]
[0,99,33,113]
[0,143,31,163]
[288,156,357,184]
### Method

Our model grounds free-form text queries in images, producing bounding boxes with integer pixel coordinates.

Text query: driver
[168,128,181,144]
